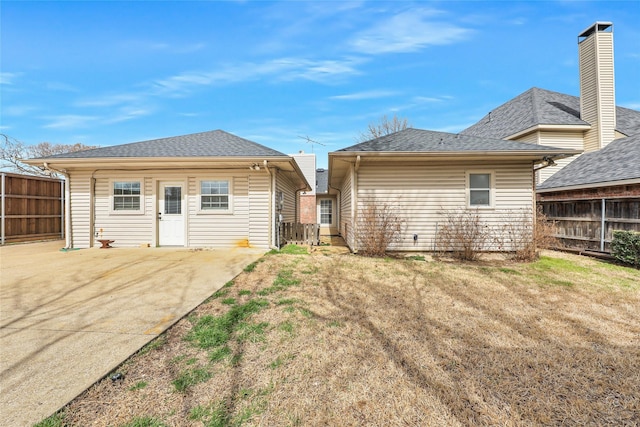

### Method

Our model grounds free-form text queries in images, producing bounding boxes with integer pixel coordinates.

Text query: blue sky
[1,1,639,168]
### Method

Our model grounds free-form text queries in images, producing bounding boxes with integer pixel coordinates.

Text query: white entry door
[318,199,334,227]
[158,182,184,246]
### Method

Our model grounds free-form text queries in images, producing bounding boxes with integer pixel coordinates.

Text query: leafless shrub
[495,208,559,262]
[435,209,490,261]
[356,199,404,257]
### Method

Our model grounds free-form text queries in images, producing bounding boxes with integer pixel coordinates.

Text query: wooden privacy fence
[279,222,320,246]
[1,173,64,244]
[538,197,640,253]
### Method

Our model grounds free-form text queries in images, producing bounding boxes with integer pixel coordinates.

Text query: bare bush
[495,207,559,262]
[356,199,404,257]
[435,209,490,261]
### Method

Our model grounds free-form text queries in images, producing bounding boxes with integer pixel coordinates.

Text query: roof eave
[23,155,295,167]
[329,149,581,160]
[506,124,591,140]
[537,177,640,193]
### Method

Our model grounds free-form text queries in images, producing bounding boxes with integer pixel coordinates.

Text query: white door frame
[157,181,186,247]
[317,197,335,227]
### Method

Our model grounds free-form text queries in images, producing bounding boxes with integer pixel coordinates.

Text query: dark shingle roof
[316,168,328,193]
[337,128,571,153]
[462,87,640,139]
[538,134,640,190]
[40,130,286,159]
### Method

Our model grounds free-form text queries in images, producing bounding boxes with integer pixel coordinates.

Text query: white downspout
[44,163,71,249]
[263,160,275,249]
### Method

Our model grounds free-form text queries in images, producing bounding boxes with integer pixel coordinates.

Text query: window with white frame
[113,181,142,211]
[468,172,492,207]
[200,180,230,211]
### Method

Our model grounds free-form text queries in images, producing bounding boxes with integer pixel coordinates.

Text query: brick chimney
[578,22,616,152]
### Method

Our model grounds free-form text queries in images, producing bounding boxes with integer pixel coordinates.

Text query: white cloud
[121,40,206,54]
[43,115,97,129]
[152,56,365,95]
[330,90,399,100]
[0,72,21,85]
[75,93,143,108]
[106,107,154,124]
[3,105,39,117]
[350,9,471,55]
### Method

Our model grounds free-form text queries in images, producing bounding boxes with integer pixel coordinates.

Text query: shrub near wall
[611,231,640,268]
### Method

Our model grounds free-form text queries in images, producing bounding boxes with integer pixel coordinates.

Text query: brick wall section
[299,194,317,224]
[537,183,640,201]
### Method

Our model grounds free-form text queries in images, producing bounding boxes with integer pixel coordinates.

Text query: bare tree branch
[1,133,98,177]
[357,114,412,143]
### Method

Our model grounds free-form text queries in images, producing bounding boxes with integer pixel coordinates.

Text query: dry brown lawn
[50,249,639,427]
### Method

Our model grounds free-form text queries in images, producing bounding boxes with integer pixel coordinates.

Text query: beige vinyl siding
[354,161,534,252]
[513,132,539,144]
[93,176,155,247]
[275,170,298,223]
[340,165,354,249]
[579,30,616,152]
[248,174,270,248]
[291,154,316,194]
[69,171,93,248]
[88,169,275,249]
[188,174,250,248]
[537,131,586,183]
[512,130,585,184]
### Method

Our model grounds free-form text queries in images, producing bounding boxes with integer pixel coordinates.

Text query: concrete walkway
[0,241,264,426]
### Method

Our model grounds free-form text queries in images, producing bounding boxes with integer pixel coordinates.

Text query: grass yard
[40,249,639,426]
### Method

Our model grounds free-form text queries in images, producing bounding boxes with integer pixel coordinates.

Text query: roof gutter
[43,162,72,249]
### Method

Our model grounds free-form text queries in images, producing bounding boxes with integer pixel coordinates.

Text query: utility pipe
[44,163,71,249]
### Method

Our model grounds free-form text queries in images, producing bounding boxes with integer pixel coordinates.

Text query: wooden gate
[1,173,64,244]
[279,223,320,246]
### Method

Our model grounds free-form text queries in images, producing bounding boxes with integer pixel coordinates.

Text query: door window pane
[164,186,181,214]
[320,199,332,224]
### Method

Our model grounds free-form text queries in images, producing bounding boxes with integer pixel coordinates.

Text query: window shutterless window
[200,180,229,210]
[468,173,492,207]
[113,181,141,211]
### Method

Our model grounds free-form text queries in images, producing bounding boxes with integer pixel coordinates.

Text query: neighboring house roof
[335,128,577,154]
[316,168,328,193]
[537,134,640,191]
[38,129,287,159]
[461,87,640,139]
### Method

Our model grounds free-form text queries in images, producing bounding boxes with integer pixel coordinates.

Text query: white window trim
[197,178,234,214]
[466,171,495,209]
[110,178,145,215]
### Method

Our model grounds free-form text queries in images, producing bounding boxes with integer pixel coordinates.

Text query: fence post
[1,173,5,245]
[600,198,606,252]
[60,179,65,240]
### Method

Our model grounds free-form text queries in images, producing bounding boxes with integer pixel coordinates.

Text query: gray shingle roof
[336,128,571,153]
[39,130,286,159]
[462,87,640,139]
[316,168,328,193]
[537,134,640,190]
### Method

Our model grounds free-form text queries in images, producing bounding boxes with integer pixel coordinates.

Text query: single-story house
[327,128,580,252]
[24,130,310,249]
